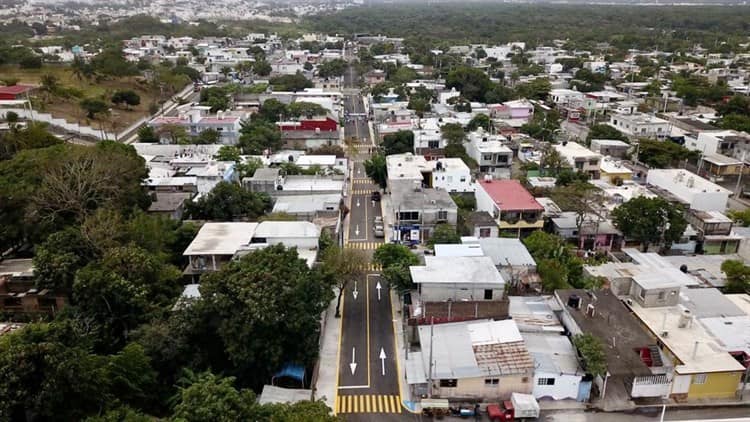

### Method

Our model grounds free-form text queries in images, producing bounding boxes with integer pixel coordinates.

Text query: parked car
[373,224,385,238]
[371,191,381,201]
[374,216,383,225]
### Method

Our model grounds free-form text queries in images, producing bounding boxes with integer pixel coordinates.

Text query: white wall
[420,282,505,302]
[646,171,729,212]
[432,168,472,193]
[272,236,319,249]
[475,184,498,216]
[631,375,671,398]
[533,372,582,401]
[670,374,692,395]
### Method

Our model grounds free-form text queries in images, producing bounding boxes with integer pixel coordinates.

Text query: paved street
[336,61,403,419]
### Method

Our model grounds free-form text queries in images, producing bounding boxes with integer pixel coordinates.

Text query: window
[483,154,493,161]
[657,291,666,301]
[460,177,467,182]
[437,210,448,221]
[692,374,707,385]
[439,379,458,388]
[639,288,646,300]
[537,378,556,386]
[484,289,493,300]
[399,211,419,221]
[479,228,492,238]
[484,378,499,385]
[428,140,440,149]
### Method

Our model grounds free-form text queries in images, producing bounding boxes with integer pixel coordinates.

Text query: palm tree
[40,74,59,103]
[220,66,232,81]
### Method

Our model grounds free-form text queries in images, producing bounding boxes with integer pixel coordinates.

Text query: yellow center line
[366,276,371,388]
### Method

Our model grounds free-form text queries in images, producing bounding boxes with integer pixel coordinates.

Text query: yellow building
[629,301,745,400]
[599,157,633,185]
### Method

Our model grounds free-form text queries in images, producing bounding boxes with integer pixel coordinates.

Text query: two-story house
[475,179,544,238]
[554,141,602,179]
[465,129,513,176]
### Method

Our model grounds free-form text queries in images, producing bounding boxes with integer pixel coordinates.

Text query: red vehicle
[487,401,515,421]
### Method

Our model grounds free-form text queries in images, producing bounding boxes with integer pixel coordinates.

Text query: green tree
[269,72,313,92]
[515,78,551,101]
[80,98,109,119]
[382,130,414,155]
[321,246,368,317]
[537,258,569,291]
[373,243,420,292]
[137,125,159,142]
[364,153,387,188]
[0,322,111,421]
[252,59,272,77]
[234,157,264,179]
[196,245,334,386]
[467,114,492,132]
[611,196,687,252]
[586,124,628,144]
[288,101,327,118]
[573,333,607,377]
[238,119,282,154]
[170,371,259,422]
[445,65,492,102]
[258,98,289,122]
[427,223,460,247]
[728,209,750,227]
[637,139,698,168]
[111,90,141,109]
[33,227,97,292]
[186,181,272,221]
[441,123,465,145]
[721,259,750,294]
[317,58,348,78]
[215,145,242,162]
[106,343,158,409]
[199,86,231,112]
[194,128,220,144]
[552,181,605,244]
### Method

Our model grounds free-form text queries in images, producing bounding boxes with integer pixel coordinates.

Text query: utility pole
[427,316,434,398]
[734,150,747,197]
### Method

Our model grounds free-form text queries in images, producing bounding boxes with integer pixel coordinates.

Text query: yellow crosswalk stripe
[351,189,377,194]
[345,242,383,250]
[336,395,402,414]
[352,179,372,184]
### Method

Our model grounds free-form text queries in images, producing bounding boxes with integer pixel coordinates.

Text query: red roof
[478,179,543,212]
[0,85,34,95]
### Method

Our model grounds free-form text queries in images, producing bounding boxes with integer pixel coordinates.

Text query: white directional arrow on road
[356,199,360,208]
[376,281,382,301]
[379,348,387,376]
[350,347,358,375]
[355,224,360,236]
[352,280,359,300]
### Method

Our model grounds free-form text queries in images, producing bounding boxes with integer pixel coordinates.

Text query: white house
[466,129,513,176]
[549,89,584,107]
[685,130,750,161]
[608,112,670,140]
[430,158,473,193]
[410,256,506,302]
[553,141,602,179]
[646,169,730,212]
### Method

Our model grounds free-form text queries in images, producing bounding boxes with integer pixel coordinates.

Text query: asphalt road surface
[337,64,400,419]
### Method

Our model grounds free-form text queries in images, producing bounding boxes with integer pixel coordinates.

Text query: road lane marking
[366,276,371,388]
[335,395,402,414]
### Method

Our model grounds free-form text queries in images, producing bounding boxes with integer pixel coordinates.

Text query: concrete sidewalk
[390,288,421,414]
[313,293,341,412]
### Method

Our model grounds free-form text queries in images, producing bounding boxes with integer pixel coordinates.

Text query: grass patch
[0,64,161,134]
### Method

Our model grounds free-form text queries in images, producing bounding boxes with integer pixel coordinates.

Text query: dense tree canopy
[185,181,271,221]
[611,196,687,252]
[381,130,414,156]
